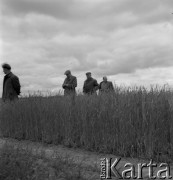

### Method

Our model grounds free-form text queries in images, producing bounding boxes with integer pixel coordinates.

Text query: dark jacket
[99,81,114,93]
[62,75,77,96]
[2,72,21,102]
[83,77,99,95]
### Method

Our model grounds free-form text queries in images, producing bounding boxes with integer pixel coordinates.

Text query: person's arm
[73,77,77,88]
[62,79,67,89]
[94,80,99,91]
[83,81,86,93]
[110,82,114,91]
[11,76,21,95]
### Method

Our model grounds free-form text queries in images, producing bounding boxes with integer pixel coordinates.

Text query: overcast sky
[0,0,173,95]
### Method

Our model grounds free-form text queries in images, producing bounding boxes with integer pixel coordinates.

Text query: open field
[0,85,173,162]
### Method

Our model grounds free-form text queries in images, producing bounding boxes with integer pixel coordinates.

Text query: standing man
[83,72,99,95]
[2,63,21,102]
[99,76,114,94]
[62,70,77,96]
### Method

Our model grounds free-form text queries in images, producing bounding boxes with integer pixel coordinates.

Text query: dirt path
[0,138,172,179]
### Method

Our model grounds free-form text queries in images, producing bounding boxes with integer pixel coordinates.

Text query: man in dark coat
[99,76,114,94]
[83,72,99,95]
[2,63,21,102]
[62,70,77,96]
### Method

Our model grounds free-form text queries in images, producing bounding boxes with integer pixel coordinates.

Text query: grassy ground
[0,85,173,162]
[0,145,99,180]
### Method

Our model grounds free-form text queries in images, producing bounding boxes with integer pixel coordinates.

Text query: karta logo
[100,158,172,179]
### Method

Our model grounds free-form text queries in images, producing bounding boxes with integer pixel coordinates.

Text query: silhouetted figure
[62,70,77,96]
[2,63,21,102]
[99,76,114,94]
[83,72,99,95]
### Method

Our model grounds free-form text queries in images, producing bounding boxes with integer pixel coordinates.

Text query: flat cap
[86,72,91,75]
[2,63,11,70]
[64,70,71,75]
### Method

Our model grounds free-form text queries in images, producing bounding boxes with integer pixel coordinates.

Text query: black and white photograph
[0,0,173,179]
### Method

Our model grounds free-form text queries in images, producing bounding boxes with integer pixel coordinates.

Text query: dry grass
[0,85,173,162]
[0,145,98,180]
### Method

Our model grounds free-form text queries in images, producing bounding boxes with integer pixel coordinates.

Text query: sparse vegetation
[0,145,98,180]
[0,85,173,162]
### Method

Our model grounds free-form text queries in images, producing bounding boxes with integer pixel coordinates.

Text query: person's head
[2,63,11,75]
[64,70,71,78]
[103,76,107,82]
[86,72,91,79]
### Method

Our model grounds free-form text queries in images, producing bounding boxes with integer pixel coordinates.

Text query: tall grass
[0,85,173,162]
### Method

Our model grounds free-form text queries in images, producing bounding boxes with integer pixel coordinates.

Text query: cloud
[0,0,173,95]
[113,67,173,88]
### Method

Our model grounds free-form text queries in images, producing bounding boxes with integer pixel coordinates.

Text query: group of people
[62,70,114,96]
[2,63,114,102]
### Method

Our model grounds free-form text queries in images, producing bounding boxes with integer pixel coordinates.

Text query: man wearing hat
[62,70,77,96]
[99,76,114,94]
[2,63,21,102]
[83,72,99,95]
